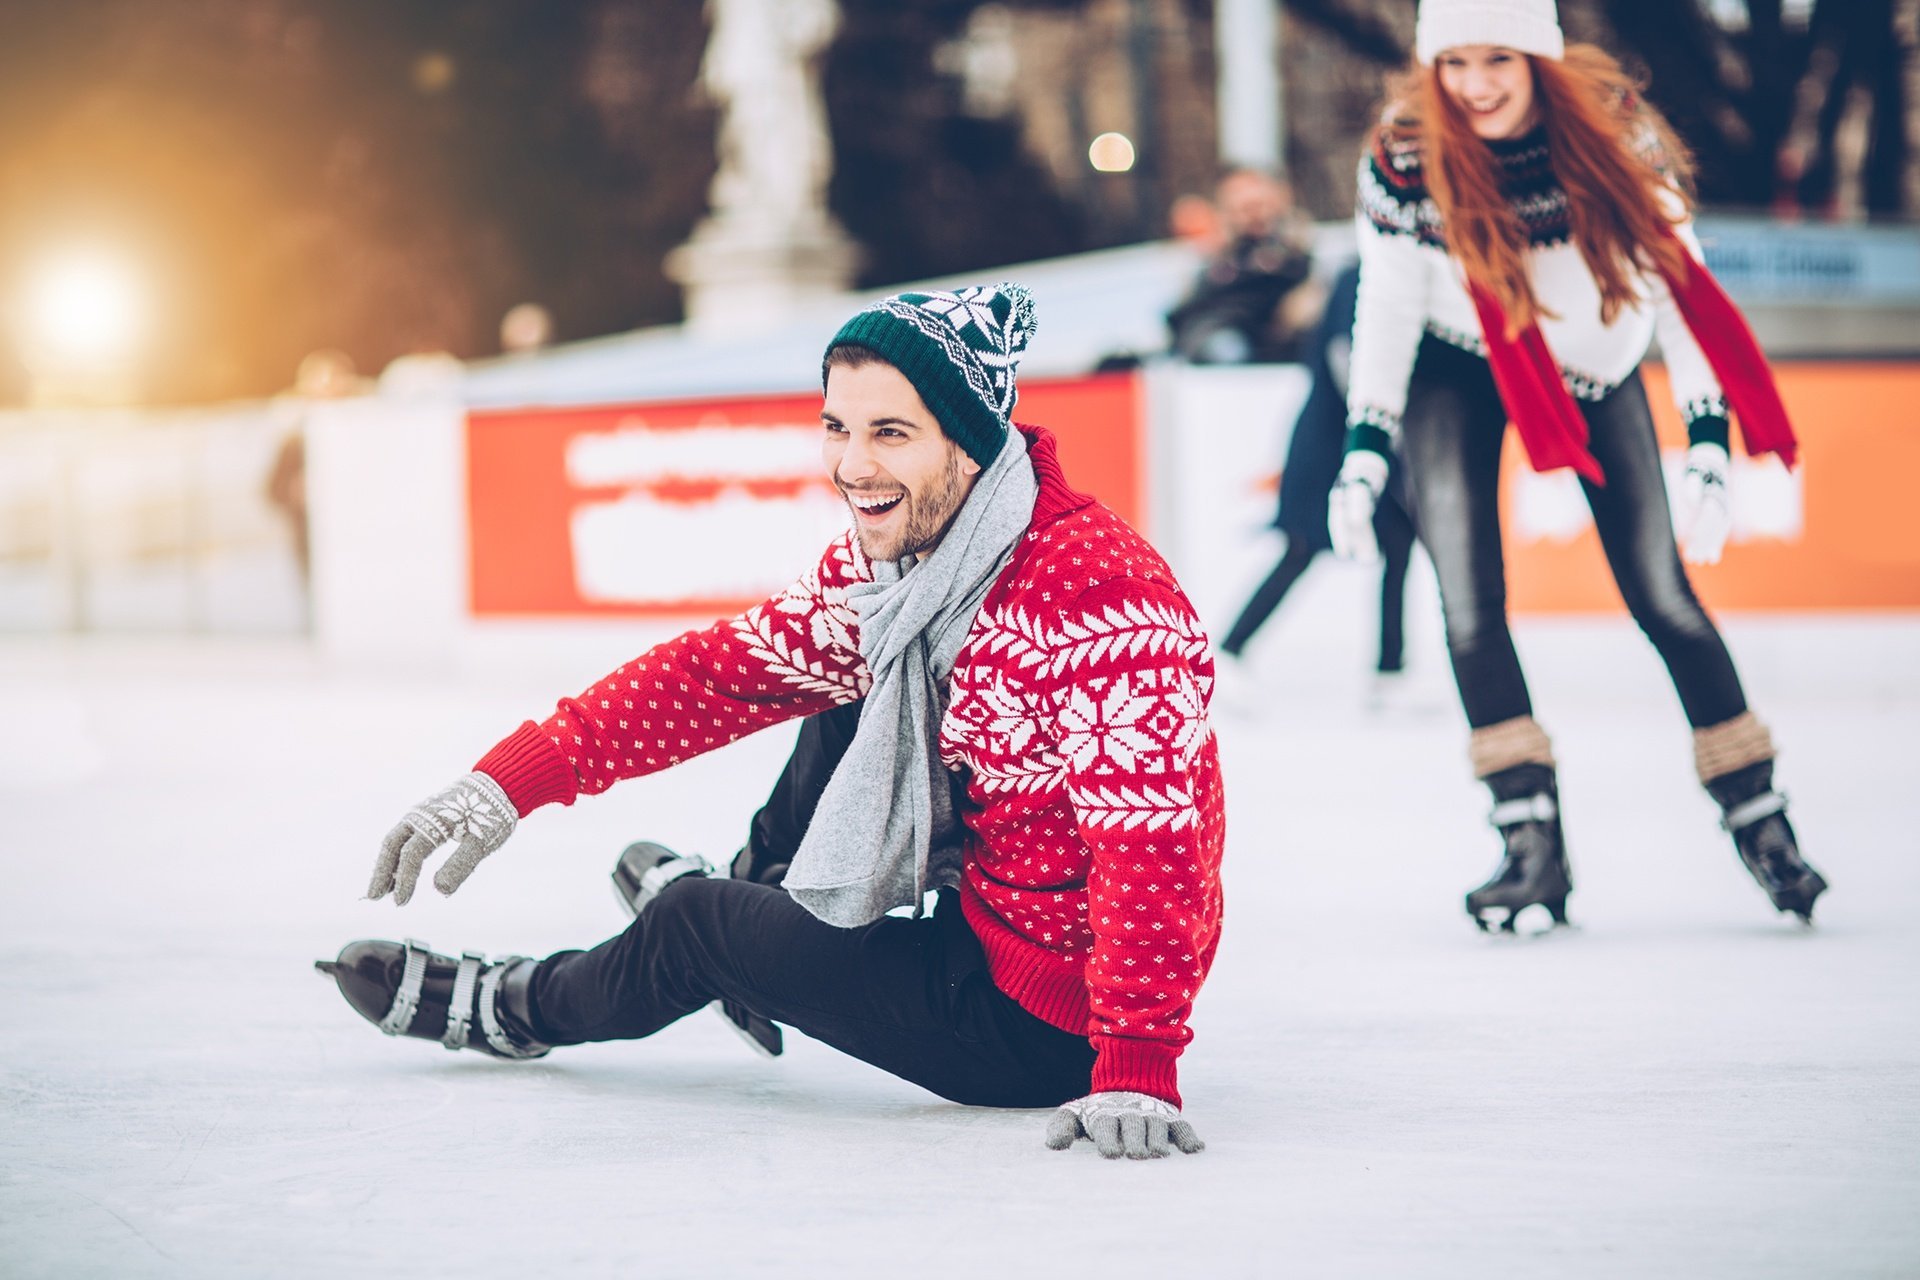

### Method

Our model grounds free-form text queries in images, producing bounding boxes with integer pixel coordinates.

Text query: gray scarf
[783,429,1038,928]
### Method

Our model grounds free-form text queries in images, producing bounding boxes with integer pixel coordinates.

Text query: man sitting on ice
[318,283,1224,1160]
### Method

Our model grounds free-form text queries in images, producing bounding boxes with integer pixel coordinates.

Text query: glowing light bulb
[1088,132,1137,173]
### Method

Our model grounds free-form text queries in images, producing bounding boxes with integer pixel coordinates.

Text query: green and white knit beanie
[822,282,1038,468]
[1415,0,1564,64]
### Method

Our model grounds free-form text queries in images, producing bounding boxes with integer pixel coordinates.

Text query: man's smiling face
[821,355,982,562]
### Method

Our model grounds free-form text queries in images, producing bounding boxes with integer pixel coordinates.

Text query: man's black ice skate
[315,939,551,1058]
[1706,762,1828,923]
[612,841,784,1057]
[1465,763,1572,933]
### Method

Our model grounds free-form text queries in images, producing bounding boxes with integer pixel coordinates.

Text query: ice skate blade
[1471,903,1574,938]
[1779,897,1821,927]
[1772,871,1827,926]
[716,999,784,1058]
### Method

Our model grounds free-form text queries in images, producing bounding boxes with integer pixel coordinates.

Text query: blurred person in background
[319,283,1222,1160]
[1165,167,1316,363]
[1327,0,1828,931]
[266,349,364,587]
[1167,191,1226,256]
[263,426,309,586]
[1216,260,1419,704]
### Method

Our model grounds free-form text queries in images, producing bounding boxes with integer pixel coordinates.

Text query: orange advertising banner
[467,371,1143,618]
[1504,363,1920,613]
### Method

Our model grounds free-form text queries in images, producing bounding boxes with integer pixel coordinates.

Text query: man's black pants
[524,702,1096,1108]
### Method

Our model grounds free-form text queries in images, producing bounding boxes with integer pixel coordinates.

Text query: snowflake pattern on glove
[410,773,514,846]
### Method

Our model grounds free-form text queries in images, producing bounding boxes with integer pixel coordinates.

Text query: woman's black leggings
[1398,337,1748,730]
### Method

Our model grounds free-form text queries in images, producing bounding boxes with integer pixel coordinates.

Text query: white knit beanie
[1415,0,1564,64]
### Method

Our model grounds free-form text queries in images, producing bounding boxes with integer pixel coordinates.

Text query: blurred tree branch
[1283,0,1412,67]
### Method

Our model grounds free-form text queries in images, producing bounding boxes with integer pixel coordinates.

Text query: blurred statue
[668,0,857,329]
[701,0,839,233]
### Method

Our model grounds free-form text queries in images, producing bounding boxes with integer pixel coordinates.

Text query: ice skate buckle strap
[442,951,486,1050]
[477,958,549,1059]
[1489,793,1557,828]
[639,853,713,901]
[1721,790,1787,833]
[378,938,432,1036]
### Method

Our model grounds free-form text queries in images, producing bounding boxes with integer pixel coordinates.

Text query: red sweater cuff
[1090,1035,1182,1108]
[473,721,579,817]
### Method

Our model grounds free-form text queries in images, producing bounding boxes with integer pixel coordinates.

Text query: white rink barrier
[0,403,308,634]
[295,355,1920,672]
[304,394,469,664]
[300,365,1315,673]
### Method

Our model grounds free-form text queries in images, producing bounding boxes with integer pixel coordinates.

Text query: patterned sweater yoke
[1347,116,1733,453]
[473,425,1227,1107]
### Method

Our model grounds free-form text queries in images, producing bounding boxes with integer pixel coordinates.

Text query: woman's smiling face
[1436,45,1537,140]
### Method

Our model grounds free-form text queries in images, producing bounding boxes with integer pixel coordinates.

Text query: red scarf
[1468,227,1799,487]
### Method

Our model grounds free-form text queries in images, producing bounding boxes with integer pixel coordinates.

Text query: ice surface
[2,607,1917,1278]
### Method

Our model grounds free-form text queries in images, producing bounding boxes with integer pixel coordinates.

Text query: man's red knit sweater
[473,426,1225,1105]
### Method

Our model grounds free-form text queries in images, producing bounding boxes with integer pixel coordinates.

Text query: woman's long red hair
[1384,45,1695,334]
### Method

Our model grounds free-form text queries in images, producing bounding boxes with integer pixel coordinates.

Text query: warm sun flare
[18,244,151,368]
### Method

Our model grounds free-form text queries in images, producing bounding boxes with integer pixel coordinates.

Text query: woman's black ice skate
[1465,764,1572,933]
[315,939,551,1058]
[1706,762,1828,923]
[612,841,785,1058]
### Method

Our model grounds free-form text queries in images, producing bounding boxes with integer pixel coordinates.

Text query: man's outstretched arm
[367,536,871,903]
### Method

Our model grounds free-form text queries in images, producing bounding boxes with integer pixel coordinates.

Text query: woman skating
[1328,0,1828,929]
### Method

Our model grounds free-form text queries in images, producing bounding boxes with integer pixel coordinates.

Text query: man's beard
[847,447,968,562]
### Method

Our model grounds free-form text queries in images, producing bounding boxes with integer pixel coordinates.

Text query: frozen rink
[3,600,1918,1278]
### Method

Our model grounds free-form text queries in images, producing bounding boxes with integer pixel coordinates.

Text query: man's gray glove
[1044,1091,1206,1160]
[366,771,517,905]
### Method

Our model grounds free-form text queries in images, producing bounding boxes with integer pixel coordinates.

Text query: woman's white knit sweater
[1346,119,1731,453]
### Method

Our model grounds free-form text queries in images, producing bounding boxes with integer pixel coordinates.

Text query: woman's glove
[1044,1091,1206,1160]
[366,772,518,905]
[1676,442,1731,565]
[1329,449,1389,562]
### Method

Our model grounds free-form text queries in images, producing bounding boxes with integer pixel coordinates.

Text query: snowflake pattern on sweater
[473,426,1225,1106]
